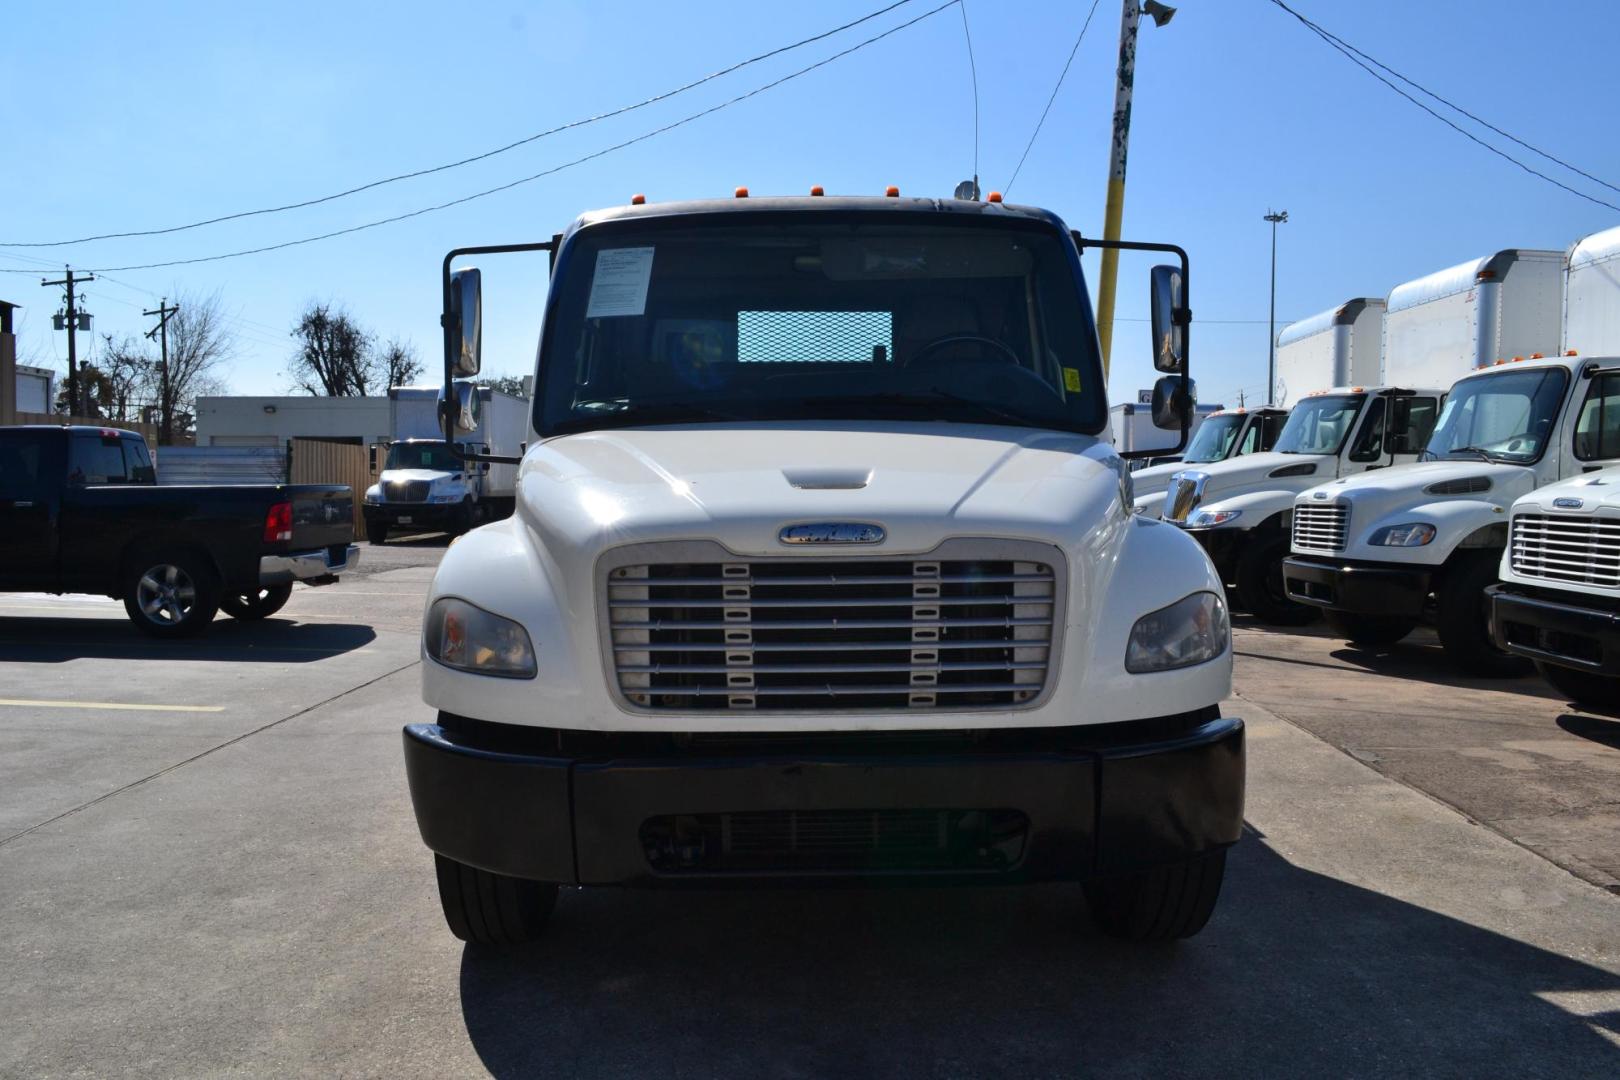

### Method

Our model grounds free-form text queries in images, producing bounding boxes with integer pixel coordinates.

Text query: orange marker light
[1567,349,1579,356]
[1530,352,1543,359]
[885,185,900,197]
[630,193,645,205]
[987,191,1003,203]
[809,185,824,196]
[735,186,749,198]
[1512,356,1525,362]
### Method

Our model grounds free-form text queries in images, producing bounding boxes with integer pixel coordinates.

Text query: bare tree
[289,302,374,396]
[95,334,156,422]
[379,336,424,388]
[484,374,530,399]
[157,290,234,444]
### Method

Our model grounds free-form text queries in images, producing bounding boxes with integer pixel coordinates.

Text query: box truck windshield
[385,442,460,471]
[1273,395,1364,455]
[1180,412,1247,463]
[538,219,1106,438]
[1422,366,1568,464]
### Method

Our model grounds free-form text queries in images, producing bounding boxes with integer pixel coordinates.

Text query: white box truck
[1284,239,1603,673]
[1272,298,1384,408]
[1111,399,1223,466]
[363,384,528,543]
[1131,406,1289,518]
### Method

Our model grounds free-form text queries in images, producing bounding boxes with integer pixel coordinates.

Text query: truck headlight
[1126,591,1229,674]
[363,487,380,505]
[1369,523,1436,547]
[1187,509,1241,528]
[424,597,537,678]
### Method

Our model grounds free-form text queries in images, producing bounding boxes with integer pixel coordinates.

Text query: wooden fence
[288,437,374,535]
[16,410,159,444]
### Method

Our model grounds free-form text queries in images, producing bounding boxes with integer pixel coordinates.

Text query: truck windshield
[1423,367,1568,464]
[535,214,1106,437]
[1272,395,1364,455]
[385,442,460,471]
[1181,413,1245,463]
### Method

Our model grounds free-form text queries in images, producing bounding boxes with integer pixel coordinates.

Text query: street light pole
[1264,209,1288,405]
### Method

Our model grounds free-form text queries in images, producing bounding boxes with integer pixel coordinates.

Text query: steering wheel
[907,333,1022,368]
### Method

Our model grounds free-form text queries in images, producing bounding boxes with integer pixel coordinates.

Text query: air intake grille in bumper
[1510,513,1620,587]
[1293,503,1349,553]
[602,539,1063,712]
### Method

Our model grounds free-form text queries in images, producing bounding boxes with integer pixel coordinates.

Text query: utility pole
[42,267,94,416]
[1264,209,1289,405]
[144,298,179,444]
[1095,0,1175,376]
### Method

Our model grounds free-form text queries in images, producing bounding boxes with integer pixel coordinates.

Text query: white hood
[381,468,460,484]
[1178,450,1334,503]
[1512,467,1620,516]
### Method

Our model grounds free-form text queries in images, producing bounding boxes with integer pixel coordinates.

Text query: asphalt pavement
[1,541,1617,1077]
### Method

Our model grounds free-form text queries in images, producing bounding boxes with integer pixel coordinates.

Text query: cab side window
[68,435,131,486]
[1574,373,1620,461]
[1399,397,1441,454]
[0,434,45,501]
[1347,398,1388,462]
[1237,419,1262,456]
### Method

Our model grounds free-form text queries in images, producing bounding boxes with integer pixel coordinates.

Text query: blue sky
[3,0,1616,411]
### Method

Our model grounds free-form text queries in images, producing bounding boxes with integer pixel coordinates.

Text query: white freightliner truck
[1283,240,1605,672]
[401,194,1244,946]
[362,384,526,543]
[1130,405,1289,518]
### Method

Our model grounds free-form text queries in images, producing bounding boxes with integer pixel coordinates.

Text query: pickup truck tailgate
[290,484,356,547]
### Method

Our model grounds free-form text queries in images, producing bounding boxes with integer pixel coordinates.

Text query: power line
[1003,0,1103,196]
[958,1,979,185]
[0,0,960,275]
[1266,0,1620,214]
[0,0,929,250]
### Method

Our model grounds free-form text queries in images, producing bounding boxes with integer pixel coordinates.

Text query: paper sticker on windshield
[1063,367,1082,393]
[585,247,655,318]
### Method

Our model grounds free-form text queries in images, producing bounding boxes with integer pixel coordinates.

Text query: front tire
[1436,551,1531,677]
[365,520,388,545]
[122,551,221,638]
[220,583,293,620]
[1085,849,1228,941]
[1323,611,1416,647]
[1235,533,1317,625]
[1535,660,1620,711]
[434,854,557,945]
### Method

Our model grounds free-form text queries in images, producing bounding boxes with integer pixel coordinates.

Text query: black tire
[434,854,558,945]
[365,520,388,545]
[1535,660,1620,711]
[1436,551,1532,677]
[452,498,476,536]
[1084,848,1228,941]
[1323,611,1417,647]
[219,583,293,621]
[1234,532,1318,626]
[122,550,221,638]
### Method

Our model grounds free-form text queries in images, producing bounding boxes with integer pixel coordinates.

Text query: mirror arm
[440,240,556,465]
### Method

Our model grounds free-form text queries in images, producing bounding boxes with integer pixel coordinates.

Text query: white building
[193,395,391,447]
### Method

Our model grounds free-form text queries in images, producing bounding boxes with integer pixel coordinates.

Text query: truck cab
[1159,386,1443,622]
[400,193,1244,947]
[1132,405,1288,518]
[364,436,483,542]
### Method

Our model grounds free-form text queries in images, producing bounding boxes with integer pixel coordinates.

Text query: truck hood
[1300,460,1535,516]
[517,421,1125,556]
[1178,451,1334,503]
[1131,460,1191,499]
[380,468,461,484]
[1512,468,1620,515]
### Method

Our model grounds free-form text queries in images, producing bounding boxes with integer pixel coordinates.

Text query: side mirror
[1149,264,1186,373]
[448,267,482,378]
[1151,375,1197,430]
[439,380,480,435]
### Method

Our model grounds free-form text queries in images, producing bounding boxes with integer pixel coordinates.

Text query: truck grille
[384,479,430,503]
[602,539,1062,712]
[1165,477,1199,522]
[1510,514,1620,588]
[1293,503,1349,553]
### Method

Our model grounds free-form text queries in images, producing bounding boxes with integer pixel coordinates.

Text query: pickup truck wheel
[1323,611,1416,647]
[1235,534,1317,626]
[1436,551,1531,677]
[123,553,221,638]
[220,583,293,620]
[1534,660,1620,711]
[1084,848,1227,941]
[365,520,388,545]
[434,854,557,945]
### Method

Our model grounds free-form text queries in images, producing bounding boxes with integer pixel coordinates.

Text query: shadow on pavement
[1557,713,1620,749]
[455,839,1620,1077]
[0,616,376,663]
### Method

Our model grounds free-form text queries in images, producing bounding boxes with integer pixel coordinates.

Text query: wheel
[1535,660,1620,711]
[1234,532,1318,626]
[366,520,388,545]
[122,551,221,638]
[1084,848,1228,941]
[219,583,293,620]
[434,854,558,945]
[1323,611,1416,647]
[1436,551,1532,677]
[452,498,476,536]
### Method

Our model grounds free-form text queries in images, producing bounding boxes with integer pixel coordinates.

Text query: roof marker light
[987,191,1003,203]
[630,193,645,205]
[1530,353,1544,359]
[735,186,749,198]
[1477,269,1497,281]
[885,185,900,197]
[1568,349,1579,356]
[1512,356,1525,362]
[809,185,824,196]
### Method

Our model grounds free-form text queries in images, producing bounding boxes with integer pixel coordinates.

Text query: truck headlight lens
[1187,509,1241,528]
[1369,523,1436,547]
[425,597,537,678]
[1126,591,1229,674]
[363,488,380,505]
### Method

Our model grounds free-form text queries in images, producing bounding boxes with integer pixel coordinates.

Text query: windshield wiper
[1448,445,1499,462]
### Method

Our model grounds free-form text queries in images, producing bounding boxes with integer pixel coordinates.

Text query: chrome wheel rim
[136,564,197,625]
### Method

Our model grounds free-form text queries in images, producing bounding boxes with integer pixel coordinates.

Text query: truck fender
[1356,499,1508,567]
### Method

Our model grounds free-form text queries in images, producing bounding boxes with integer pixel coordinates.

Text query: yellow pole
[1096,0,1141,376]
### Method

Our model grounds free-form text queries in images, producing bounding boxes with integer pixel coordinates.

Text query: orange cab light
[1477,269,1497,281]
[987,191,1003,203]
[630,193,645,205]
[1568,349,1579,356]
[885,185,900,197]
[1530,352,1544,359]
[734,186,749,198]
[1512,356,1525,362]
[1351,387,1364,393]
[1495,359,1507,365]
[809,185,824,196]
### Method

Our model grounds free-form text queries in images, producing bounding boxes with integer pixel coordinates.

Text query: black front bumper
[1282,555,1431,617]
[367,503,457,529]
[402,711,1245,886]
[1488,584,1620,673]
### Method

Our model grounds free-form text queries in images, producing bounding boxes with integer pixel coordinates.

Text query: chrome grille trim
[599,538,1065,713]
[1165,476,1200,523]
[384,479,431,503]
[1510,513,1620,588]
[1293,503,1349,553]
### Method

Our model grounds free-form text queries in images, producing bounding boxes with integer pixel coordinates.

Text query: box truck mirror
[1151,375,1196,430]
[447,267,482,378]
[439,381,480,435]
[1149,264,1185,373]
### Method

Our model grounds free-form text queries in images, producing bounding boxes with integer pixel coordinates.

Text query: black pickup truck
[0,425,359,636]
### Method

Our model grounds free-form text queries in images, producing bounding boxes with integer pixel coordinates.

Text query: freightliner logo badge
[1553,497,1584,509]
[779,522,886,545]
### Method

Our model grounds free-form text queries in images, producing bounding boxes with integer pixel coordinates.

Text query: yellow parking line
[0,698,225,713]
